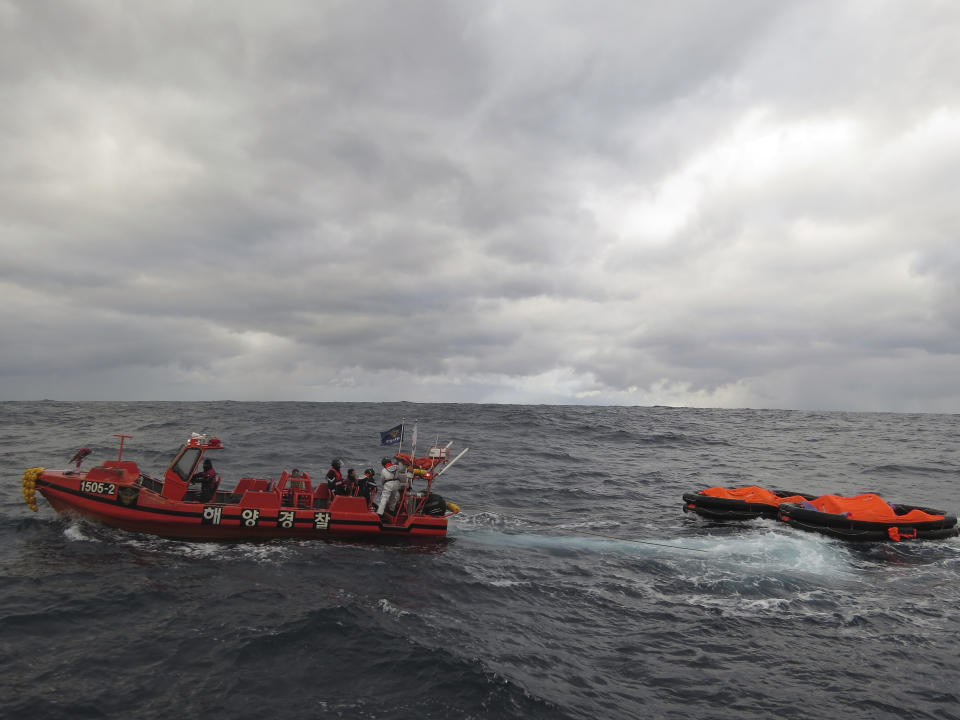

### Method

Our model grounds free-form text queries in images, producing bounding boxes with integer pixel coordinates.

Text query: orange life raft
[683,485,958,542]
[777,493,958,542]
[682,486,817,521]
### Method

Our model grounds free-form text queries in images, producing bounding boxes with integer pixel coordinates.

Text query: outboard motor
[423,493,447,516]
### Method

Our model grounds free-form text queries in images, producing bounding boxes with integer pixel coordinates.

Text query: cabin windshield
[171,447,202,482]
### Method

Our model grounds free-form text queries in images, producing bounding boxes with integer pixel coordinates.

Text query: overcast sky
[2,1,959,411]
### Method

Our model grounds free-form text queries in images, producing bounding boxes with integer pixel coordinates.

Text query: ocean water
[1,401,958,719]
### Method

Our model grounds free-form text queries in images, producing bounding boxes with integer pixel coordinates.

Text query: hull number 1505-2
[80,481,117,495]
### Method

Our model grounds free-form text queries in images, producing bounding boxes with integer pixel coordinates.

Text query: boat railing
[281,489,315,509]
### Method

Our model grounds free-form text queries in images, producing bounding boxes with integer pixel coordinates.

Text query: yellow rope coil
[21,467,44,512]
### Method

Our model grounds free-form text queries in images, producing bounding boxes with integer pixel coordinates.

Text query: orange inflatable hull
[32,463,449,541]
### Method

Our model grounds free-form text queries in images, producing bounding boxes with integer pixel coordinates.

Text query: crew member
[376,457,403,517]
[326,459,347,495]
[190,458,218,502]
[345,468,359,495]
[358,468,377,505]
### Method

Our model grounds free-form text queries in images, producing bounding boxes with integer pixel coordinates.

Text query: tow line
[463,509,708,553]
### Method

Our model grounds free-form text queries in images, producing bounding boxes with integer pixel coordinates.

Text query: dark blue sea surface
[2,402,959,719]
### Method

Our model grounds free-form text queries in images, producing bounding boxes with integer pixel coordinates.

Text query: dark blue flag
[380,424,403,446]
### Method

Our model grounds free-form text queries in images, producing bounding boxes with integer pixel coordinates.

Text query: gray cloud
[2,0,960,410]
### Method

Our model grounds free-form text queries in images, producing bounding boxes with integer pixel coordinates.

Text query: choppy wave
[2,402,960,719]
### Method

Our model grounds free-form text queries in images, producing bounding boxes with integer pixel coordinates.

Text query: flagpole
[406,418,418,513]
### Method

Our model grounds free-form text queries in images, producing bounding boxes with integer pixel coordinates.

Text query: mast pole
[434,448,469,478]
[113,433,132,461]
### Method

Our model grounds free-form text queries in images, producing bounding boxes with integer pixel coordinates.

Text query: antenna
[113,433,133,461]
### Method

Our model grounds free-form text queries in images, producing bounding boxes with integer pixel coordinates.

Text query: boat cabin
[161,434,225,501]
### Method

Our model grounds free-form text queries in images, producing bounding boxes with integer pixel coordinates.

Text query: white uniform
[377,462,403,515]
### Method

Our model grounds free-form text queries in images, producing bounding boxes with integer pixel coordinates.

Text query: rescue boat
[21,432,464,541]
[777,494,959,542]
[682,486,817,520]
